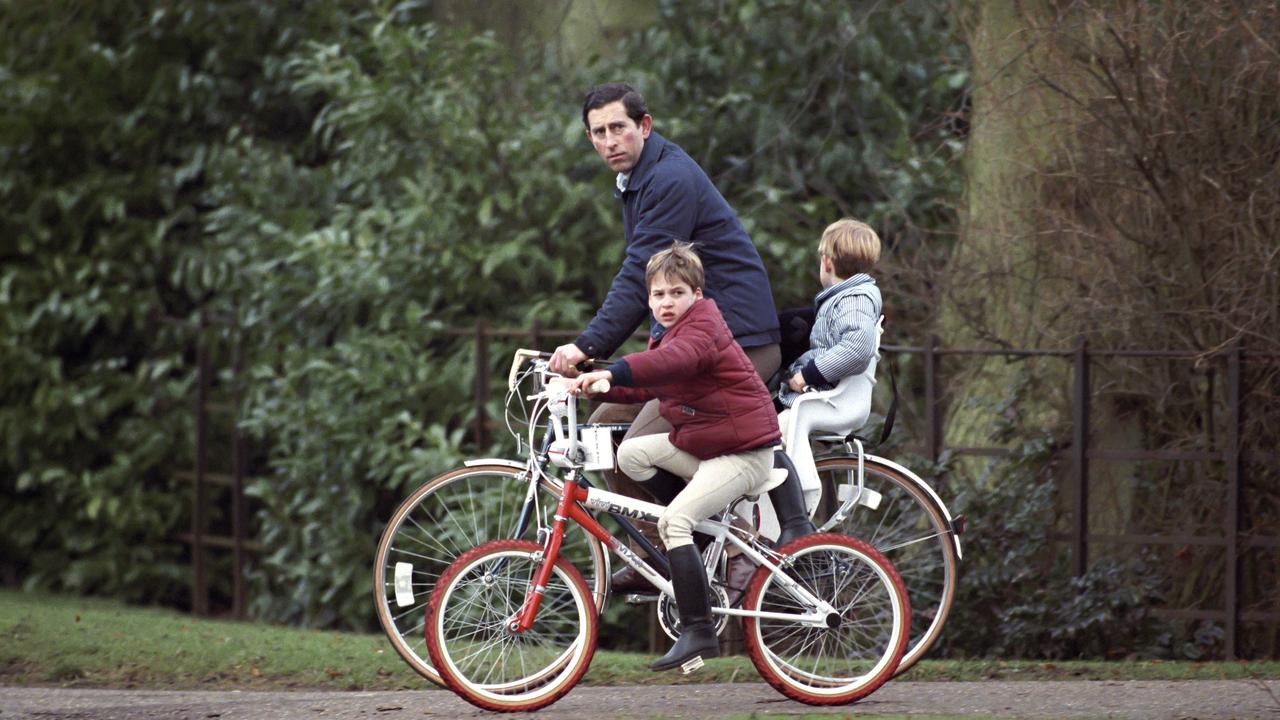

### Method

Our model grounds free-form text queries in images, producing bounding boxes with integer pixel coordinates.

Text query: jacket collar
[615,131,669,199]
[651,296,714,343]
[814,273,875,310]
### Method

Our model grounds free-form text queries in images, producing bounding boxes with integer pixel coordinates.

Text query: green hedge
[2,0,966,637]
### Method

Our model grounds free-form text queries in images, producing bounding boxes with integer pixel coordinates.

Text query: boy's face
[648,273,702,328]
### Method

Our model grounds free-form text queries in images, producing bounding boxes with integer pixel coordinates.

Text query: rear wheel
[426,539,597,712]
[815,457,957,673]
[742,533,909,705]
[374,465,607,685]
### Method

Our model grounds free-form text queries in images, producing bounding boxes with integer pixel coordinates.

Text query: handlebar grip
[588,379,611,394]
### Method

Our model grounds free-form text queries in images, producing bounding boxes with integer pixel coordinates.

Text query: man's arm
[572,173,701,360]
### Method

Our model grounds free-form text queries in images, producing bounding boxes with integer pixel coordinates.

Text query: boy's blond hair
[645,241,704,290]
[819,218,881,278]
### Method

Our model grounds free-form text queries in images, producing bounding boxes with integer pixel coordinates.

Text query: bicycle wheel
[374,464,608,686]
[426,539,597,712]
[815,456,957,673]
[742,533,909,705]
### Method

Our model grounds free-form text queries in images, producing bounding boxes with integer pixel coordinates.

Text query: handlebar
[507,347,610,392]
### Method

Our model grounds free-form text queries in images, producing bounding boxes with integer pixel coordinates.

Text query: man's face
[585,101,652,173]
[648,273,702,328]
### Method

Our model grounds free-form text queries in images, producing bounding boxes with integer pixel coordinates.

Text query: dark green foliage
[943,442,1166,659]
[624,0,966,315]
[2,0,965,634]
[0,1,332,601]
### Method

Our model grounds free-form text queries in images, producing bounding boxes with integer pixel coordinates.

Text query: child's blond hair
[819,219,881,278]
[645,241,704,290]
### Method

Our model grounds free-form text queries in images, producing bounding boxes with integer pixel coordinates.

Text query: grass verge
[2,589,1276,691]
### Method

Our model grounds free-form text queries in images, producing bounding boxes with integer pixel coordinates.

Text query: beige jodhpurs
[617,433,774,550]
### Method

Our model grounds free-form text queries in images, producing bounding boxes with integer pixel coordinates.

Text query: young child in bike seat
[779,218,882,405]
[569,241,779,672]
[775,218,883,514]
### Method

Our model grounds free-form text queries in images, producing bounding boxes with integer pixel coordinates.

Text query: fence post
[192,312,210,615]
[924,334,941,465]
[231,338,247,619]
[1225,341,1242,659]
[1071,335,1090,577]
[474,319,489,448]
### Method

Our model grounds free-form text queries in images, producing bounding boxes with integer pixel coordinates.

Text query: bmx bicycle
[423,357,910,711]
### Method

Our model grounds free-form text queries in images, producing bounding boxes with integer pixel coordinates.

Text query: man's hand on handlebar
[550,343,588,377]
[567,370,613,397]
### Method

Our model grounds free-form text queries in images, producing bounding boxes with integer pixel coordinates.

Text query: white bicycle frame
[577,482,841,628]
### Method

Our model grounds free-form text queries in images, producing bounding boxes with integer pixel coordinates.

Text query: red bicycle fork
[510,479,607,633]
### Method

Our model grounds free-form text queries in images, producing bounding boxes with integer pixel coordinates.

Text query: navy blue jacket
[574,132,779,359]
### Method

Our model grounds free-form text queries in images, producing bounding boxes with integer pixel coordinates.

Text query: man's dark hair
[581,83,648,128]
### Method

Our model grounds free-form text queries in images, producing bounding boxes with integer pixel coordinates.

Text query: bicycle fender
[863,454,964,561]
[463,458,526,472]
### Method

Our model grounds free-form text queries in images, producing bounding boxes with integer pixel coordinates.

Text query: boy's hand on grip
[568,370,613,397]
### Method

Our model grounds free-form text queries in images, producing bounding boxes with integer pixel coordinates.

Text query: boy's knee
[617,440,655,481]
[657,512,694,549]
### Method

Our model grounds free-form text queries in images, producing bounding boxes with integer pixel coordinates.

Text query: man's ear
[694,287,704,299]
[639,114,653,139]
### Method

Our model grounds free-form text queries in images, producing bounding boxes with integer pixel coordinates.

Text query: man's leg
[744,342,781,387]
[590,398,672,592]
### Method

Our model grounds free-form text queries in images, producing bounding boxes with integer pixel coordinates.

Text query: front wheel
[374,465,608,686]
[426,539,598,712]
[742,533,909,706]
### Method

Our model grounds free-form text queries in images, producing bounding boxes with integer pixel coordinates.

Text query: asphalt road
[2,680,1278,719]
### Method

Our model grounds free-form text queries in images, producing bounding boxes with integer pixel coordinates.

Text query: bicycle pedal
[624,593,660,604]
[680,656,705,674]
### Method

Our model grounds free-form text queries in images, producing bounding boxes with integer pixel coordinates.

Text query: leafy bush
[619,0,967,322]
[0,1,329,602]
[3,0,966,635]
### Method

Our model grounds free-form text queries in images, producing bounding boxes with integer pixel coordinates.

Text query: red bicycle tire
[741,532,910,705]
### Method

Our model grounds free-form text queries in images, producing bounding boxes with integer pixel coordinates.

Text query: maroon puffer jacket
[600,299,780,460]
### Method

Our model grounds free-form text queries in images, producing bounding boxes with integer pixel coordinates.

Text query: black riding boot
[650,544,720,671]
[611,468,686,594]
[771,451,817,549]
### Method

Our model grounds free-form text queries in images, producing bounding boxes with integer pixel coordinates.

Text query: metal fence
[171,312,257,619]
[454,321,1280,659]
[178,319,1279,658]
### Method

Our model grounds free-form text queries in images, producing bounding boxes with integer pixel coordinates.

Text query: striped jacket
[778,274,882,408]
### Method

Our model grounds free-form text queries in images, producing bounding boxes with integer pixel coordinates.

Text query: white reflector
[394,562,415,607]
